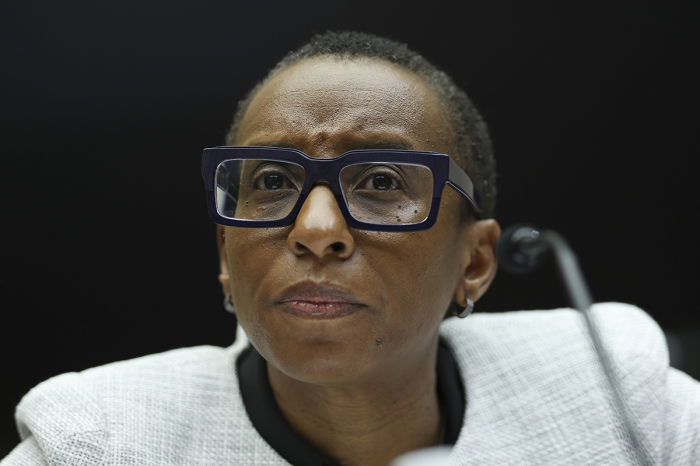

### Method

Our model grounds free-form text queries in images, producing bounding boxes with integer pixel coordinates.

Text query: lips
[277,282,366,318]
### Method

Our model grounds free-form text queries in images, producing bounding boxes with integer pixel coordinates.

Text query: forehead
[235,56,455,155]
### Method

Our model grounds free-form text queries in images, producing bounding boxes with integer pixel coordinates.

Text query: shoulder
[17,344,242,417]
[440,302,669,400]
[18,323,250,412]
[14,346,230,455]
[441,303,700,464]
[9,329,263,465]
[441,302,667,371]
[443,301,659,335]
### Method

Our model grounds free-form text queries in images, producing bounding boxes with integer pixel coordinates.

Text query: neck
[266,345,442,466]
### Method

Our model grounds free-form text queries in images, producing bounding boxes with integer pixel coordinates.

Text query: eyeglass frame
[201,146,482,232]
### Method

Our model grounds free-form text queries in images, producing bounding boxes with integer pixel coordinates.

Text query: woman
[3,32,699,466]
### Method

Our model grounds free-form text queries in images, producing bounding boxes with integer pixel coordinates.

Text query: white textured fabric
[3,303,699,465]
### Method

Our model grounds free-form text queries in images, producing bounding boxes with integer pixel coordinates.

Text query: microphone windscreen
[497,223,548,274]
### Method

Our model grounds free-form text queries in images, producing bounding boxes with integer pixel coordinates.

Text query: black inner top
[237,341,465,466]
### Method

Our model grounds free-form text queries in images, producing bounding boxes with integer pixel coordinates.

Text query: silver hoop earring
[223,292,235,314]
[455,298,474,319]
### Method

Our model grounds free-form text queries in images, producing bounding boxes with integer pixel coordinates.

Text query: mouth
[277,282,366,319]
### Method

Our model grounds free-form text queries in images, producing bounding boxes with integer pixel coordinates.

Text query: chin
[268,337,381,386]
[247,307,395,385]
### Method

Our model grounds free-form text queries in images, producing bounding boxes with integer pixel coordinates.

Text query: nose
[287,184,355,259]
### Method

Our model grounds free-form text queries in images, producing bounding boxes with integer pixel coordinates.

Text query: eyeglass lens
[215,160,434,225]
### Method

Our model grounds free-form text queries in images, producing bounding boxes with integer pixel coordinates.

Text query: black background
[2,0,699,457]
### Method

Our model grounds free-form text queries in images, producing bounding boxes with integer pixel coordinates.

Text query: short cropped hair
[226,31,497,218]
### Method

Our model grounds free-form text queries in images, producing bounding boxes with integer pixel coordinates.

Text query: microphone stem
[539,230,592,312]
[539,230,654,466]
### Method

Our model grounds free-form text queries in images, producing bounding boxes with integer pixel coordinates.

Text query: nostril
[330,242,345,252]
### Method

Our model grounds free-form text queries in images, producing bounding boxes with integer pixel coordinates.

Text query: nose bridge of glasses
[302,157,344,196]
[297,158,349,223]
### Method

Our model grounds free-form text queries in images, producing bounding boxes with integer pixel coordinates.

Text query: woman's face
[220,56,498,386]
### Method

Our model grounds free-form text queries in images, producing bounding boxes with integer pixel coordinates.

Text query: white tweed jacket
[3,303,699,465]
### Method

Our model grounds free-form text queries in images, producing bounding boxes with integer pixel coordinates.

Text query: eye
[250,165,297,191]
[371,174,394,191]
[355,167,403,192]
[263,173,284,190]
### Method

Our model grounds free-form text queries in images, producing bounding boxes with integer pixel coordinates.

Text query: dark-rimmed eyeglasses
[201,146,481,232]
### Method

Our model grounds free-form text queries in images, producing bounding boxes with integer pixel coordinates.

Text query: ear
[216,225,231,296]
[454,219,501,306]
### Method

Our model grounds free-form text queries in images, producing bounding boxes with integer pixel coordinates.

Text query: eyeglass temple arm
[446,157,482,217]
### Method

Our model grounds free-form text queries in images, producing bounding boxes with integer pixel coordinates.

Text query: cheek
[356,233,459,364]
[225,227,288,307]
[224,228,291,355]
[359,227,462,321]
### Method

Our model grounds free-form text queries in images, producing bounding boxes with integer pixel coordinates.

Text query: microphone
[497,224,654,466]
[497,224,592,311]
[496,224,549,275]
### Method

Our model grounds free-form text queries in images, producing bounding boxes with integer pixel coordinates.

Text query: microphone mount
[497,224,654,466]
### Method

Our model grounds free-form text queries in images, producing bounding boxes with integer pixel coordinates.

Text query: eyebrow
[247,141,298,149]
[348,140,414,151]
[246,140,415,152]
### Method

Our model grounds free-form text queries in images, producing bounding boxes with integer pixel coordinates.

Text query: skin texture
[217,56,501,466]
